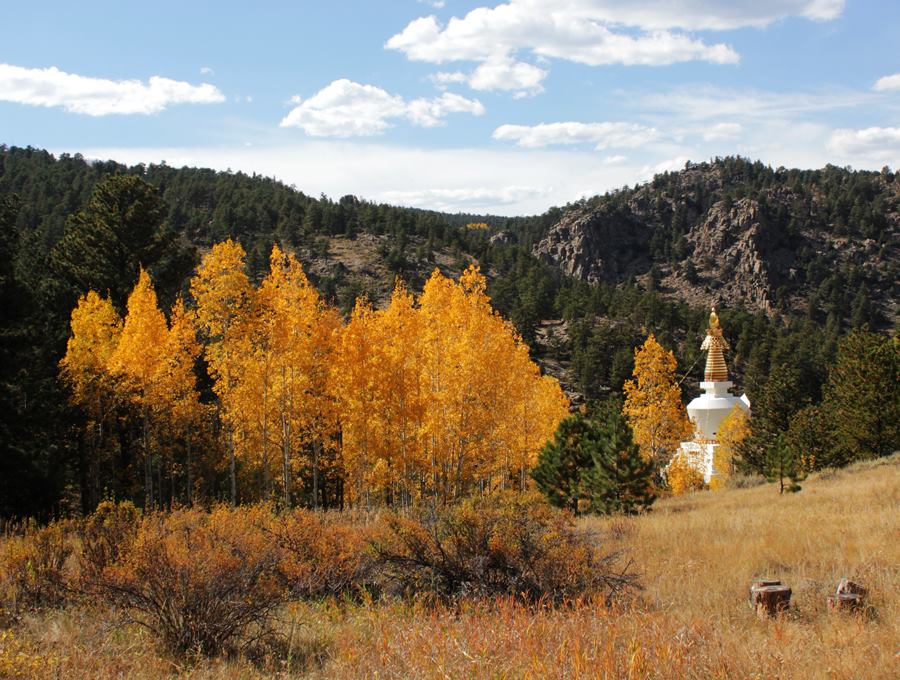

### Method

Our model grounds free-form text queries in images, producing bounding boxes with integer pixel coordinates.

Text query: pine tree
[531,412,594,513]
[820,329,899,464]
[532,404,656,515]
[584,402,656,514]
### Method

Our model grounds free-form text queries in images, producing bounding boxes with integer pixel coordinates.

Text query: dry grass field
[2,456,898,679]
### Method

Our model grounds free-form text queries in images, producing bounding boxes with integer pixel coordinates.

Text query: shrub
[0,520,74,614]
[372,492,637,604]
[665,452,706,495]
[271,509,376,599]
[77,499,140,589]
[92,505,287,656]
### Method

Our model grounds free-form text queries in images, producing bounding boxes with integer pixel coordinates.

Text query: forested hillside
[0,146,895,517]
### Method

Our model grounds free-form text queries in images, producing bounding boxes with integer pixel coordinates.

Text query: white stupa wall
[682,381,751,483]
[686,381,750,442]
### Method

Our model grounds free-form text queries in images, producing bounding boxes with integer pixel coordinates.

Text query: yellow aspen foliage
[257,245,340,507]
[666,449,706,495]
[59,291,123,500]
[109,268,169,507]
[160,298,201,420]
[190,240,252,505]
[623,334,693,465]
[334,266,568,506]
[711,405,750,490]
[156,297,203,500]
[110,268,168,395]
[59,290,122,411]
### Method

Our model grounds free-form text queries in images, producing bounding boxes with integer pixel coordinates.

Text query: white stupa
[680,308,750,482]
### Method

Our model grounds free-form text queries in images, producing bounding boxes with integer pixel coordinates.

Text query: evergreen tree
[532,404,656,515]
[820,329,899,463]
[50,174,195,311]
[531,412,593,512]
[584,402,656,514]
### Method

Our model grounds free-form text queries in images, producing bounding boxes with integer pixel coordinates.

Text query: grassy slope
[3,458,898,679]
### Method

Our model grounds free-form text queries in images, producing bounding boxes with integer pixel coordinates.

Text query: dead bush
[373,492,638,604]
[91,505,287,656]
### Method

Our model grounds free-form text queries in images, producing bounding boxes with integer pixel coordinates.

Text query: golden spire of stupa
[700,306,729,382]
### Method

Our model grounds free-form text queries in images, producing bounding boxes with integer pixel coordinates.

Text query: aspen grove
[59,240,569,509]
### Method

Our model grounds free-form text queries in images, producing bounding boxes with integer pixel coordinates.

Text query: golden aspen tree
[332,298,384,505]
[623,334,693,466]
[376,282,426,505]
[190,240,251,505]
[59,290,122,505]
[156,297,202,504]
[259,245,340,508]
[416,266,569,502]
[333,282,427,507]
[711,405,751,490]
[109,268,168,508]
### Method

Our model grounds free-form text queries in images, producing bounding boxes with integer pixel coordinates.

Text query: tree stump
[749,580,792,619]
[827,579,867,612]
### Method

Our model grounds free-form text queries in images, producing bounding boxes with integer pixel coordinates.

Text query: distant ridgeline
[0,146,896,517]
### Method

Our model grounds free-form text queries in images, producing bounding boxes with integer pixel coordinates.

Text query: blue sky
[2,1,899,214]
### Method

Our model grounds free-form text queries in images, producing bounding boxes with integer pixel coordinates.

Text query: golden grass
[2,457,898,679]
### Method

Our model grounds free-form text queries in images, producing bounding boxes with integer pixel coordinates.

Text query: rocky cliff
[533,160,900,324]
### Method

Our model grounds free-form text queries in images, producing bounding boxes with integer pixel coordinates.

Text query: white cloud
[71,142,668,215]
[702,122,742,141]
[387,11,738,68]
[200,66,215,76]
[381,185,549,211]
[280,79,483,136]
[827,127,900,164]
[493,121,659,149]
[639,155,692,179]
[0,63,225,116]
[554,0,843,31]
[468,56,547,97]
[387,1,846,95]
[638,85,873,123]
[873,73,900,92]
[432,56,547,97]
[418,0,446,8]
[602,154,628,164]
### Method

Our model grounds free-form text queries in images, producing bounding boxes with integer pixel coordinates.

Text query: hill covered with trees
[0,146,896,517]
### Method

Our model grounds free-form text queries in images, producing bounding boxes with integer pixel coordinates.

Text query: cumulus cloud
[387,1,846,95]
[432,56,547,97]
[387,11,738,68]
[0,63,225,115]
[493,121,659,150]
[280,79,483,136]
[200,66,215,76]
[873,73,900,92]
[827,127,900,162]
[702,122,742,141]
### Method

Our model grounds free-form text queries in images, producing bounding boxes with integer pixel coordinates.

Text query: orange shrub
[92,505,286,656]
[0,520,74,614]
[77,500,140,588]
[373,492,637,603]
[271,509,376,599]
